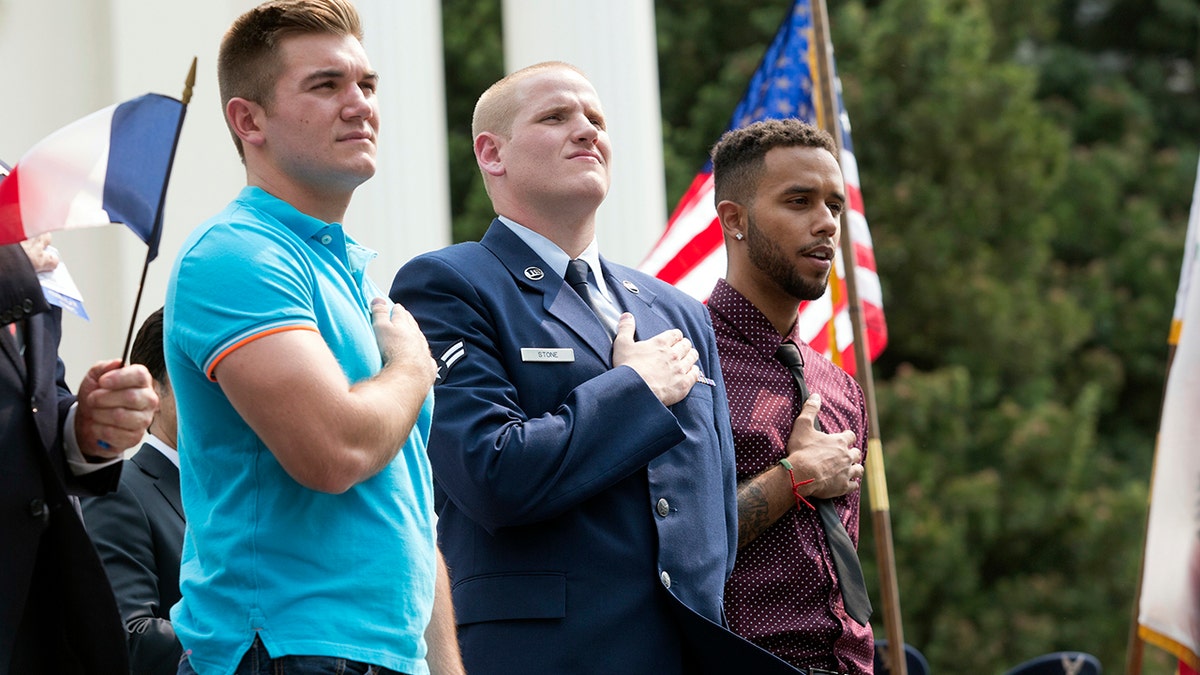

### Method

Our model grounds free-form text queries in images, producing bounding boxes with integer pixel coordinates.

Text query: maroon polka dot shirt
[709,280,874,674]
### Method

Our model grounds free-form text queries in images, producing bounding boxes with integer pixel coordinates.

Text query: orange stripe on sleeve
[206,324,319,382]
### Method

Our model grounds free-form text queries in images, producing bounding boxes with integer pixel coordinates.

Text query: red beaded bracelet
[778,458,815,511]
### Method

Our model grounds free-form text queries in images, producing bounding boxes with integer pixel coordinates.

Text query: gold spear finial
[181,56,197,105]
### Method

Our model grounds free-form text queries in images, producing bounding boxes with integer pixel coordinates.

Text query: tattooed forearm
[737,479,774,548]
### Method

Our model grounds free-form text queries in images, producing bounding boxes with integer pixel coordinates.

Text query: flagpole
[810,1,907,672]
[1125,488,1151,675]
[121,57,196,364]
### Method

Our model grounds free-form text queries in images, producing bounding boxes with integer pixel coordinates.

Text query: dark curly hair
[711,118,836,206]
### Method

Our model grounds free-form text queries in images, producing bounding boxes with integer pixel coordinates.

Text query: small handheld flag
[0,93,186,261]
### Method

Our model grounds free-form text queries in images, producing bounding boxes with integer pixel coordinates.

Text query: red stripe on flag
[860,302,888,360]
[0,164,27,245]
[667,172,714,225]
[655,219,724,286]
[855,241,876,270]
[807,325,830,357]
[846,182,863,216]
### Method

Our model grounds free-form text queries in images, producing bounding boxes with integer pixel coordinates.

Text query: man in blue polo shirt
[164,1,462,674]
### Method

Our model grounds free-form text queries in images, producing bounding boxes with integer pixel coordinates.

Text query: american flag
[638,0,886,374]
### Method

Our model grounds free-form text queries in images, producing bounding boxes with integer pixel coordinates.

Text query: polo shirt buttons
[660,570,671,589]
[320,234,333,245]
[656,498,670,517]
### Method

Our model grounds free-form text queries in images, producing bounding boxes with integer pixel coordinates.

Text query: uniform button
[27,498,48,522]
[30,396,37,414]
[660,570,671,589]
[320,234,333,245]
[656,498,670,517]
[22,298,33,313]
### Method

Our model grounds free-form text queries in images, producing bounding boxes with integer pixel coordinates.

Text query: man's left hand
[20,234,59,274]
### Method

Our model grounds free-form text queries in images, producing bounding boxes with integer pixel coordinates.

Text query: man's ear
[716,200,747,243]
[474,132,505,177]
[226,97,267,149]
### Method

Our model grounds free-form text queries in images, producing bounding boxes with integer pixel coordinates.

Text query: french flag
[0,93,185,261]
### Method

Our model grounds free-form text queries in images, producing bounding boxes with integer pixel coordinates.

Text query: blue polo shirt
[165,187,436,675]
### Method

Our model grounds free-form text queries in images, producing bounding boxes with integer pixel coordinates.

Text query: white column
[353,0,452,291]
[500,0,667,267]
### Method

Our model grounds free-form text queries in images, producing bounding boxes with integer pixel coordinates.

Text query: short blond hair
[471,61,585,139]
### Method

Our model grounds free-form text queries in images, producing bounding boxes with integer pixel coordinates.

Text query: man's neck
[147,422,177,451]
[493,192,602,258]
[724,271,801,337]
[246,170,352,224]
[757,295,801,338]
[500,212,596,259]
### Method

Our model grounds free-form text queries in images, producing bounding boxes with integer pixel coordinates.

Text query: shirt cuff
[64,403,121,475]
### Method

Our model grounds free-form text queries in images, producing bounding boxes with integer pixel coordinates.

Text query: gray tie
[775,341,873,625]
[565,259,619,339]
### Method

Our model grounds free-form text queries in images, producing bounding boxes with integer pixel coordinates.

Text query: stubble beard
[745,213,829,302]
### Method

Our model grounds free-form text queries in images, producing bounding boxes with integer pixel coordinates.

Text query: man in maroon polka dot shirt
[708,118,875,674]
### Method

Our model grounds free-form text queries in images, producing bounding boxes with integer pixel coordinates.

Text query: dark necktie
[775,341,873,625]
[565,259,619,339]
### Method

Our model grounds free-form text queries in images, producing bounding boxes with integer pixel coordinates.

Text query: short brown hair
[471,61,584,140]
[218,0,363,157]
[711,118,837,206]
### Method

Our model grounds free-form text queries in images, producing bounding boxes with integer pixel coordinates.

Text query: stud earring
[734,232,744,241]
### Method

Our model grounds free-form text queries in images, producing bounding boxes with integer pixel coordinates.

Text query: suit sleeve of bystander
[82,456,183,675]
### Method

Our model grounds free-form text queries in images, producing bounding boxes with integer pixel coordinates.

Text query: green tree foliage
[834,0,1194,671]
[441,0,1198,671]
[441,0,503,243]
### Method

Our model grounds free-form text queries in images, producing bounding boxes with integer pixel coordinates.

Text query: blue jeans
[177,636,408,675]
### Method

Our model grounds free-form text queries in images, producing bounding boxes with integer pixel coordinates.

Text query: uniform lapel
[601,260,669,340]
[480,221,614,364]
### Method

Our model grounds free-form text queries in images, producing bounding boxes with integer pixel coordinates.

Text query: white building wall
[352,0,451,286]
[500,0,667,267]
[0,0,450,387]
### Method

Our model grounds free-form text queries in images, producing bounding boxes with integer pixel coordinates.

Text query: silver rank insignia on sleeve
[436,340,466,384]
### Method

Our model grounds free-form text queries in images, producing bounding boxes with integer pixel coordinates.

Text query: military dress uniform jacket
[391,222,800,674]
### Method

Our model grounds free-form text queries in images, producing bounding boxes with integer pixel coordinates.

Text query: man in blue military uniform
[392,62,800,675]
